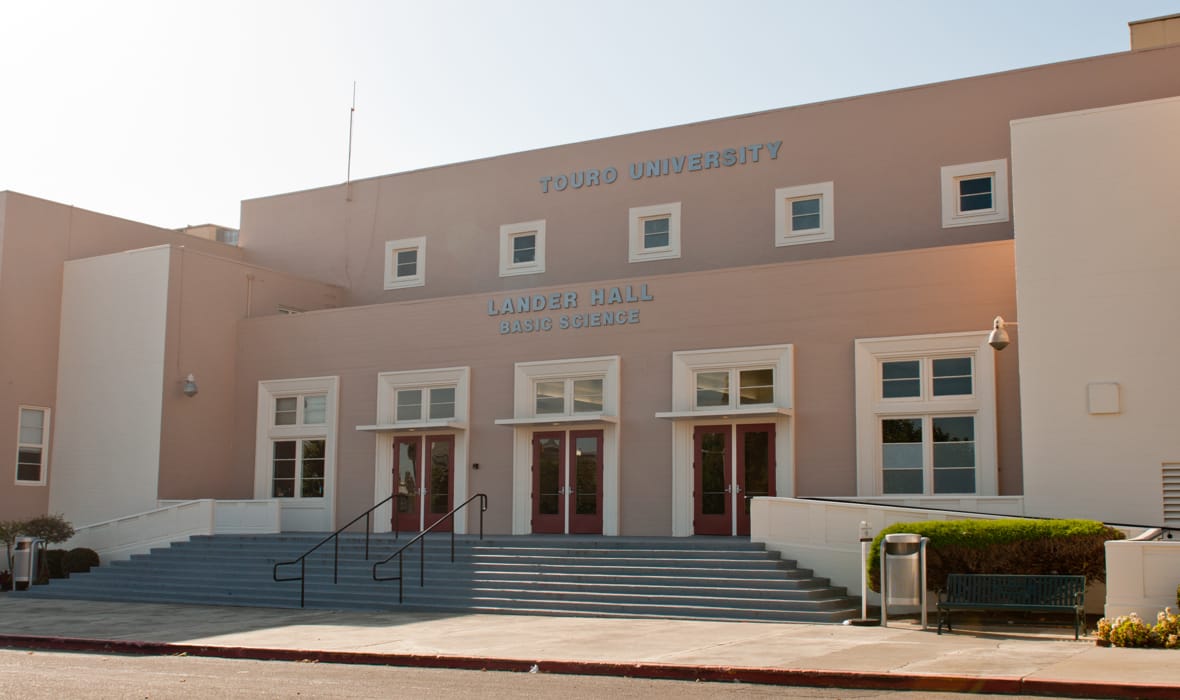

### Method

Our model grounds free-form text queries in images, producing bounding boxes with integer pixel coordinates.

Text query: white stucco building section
[50,246,171,526]
[1011,97,1180,525]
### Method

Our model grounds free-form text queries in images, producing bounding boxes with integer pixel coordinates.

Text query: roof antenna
[346,81,356,202]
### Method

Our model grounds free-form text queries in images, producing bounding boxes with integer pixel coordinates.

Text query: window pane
[882,418,922,493]
[933,416,975,494]
[19,425,43,445]
[303,394,326,424]
[16,462,41,482]
[643,217,669,249]
[573,379,603,413]
[272,440,296,497]
[883,469,923,494]
[575,436,598,515]
[396,249,417,277]
[512,234,536,264]
[535,380,564,414]
[933,416,974,442]
[20,408,44,432]
[934,468,975,493]
[396,389,422,421]
[17,447,42,481]
[274,397,297,425]
[932,357,973,396]
[882,360,920,398]
[300,440,326,498]
[958,176,993,212]
[791,197,821,231]
[429,387,455,420]
[738,369,774,405]
[695,371,729,407]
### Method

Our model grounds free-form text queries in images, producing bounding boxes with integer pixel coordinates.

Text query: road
[0,649,1083,699]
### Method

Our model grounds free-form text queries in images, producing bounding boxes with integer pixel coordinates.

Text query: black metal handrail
[273,493,399,608]
[373,493,488,603]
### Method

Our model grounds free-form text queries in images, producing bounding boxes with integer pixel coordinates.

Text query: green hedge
[866,519,1123,593]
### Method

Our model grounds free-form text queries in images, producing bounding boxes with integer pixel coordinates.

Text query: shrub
[1096,609,1180,649]
[20,514,75,545]
[63,548,100,576]
[866,518,1123,592]
[44,549,67,579]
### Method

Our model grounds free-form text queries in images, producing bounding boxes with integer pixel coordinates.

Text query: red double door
[693,424,776,536]
[531,430,604,534]
[392,434,454,533]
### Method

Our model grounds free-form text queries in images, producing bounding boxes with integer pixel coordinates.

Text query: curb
[0,634,1174,699]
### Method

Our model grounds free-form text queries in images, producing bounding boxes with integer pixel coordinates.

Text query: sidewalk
[0,597,1177,698]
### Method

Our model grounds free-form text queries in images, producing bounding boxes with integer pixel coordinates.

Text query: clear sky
[2,0,1177,230]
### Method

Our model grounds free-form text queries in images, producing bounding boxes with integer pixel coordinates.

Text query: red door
[532,432,565,534]
[736,424,775,537]
[424,435,454,532]
[392,436,421,533]
[568,430,603,535]
[392,434,454,533]
[693,425,731,535]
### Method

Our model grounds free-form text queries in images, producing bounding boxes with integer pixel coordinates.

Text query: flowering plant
[1095,608,1180,648]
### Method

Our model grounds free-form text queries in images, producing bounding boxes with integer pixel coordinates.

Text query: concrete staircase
[23,534,861,623]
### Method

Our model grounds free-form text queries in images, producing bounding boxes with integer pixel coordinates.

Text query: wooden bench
[936,574,1086,639]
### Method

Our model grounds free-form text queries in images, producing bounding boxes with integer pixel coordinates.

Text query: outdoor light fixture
[182,374,199,397]
[987,316,1018,351]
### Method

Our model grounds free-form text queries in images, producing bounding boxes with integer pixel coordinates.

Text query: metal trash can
[880,533,928,628]
[12,536,44,590]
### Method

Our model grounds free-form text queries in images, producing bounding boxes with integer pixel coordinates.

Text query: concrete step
[25,534,861,624]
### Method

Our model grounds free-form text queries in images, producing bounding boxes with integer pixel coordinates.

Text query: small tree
[0,520,21,573]
[20,514,75,545]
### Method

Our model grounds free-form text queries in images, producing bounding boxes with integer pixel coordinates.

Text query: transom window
[881,357,972,399]
[535,378,604,415]
[694,368,774,409]
[16,407,49,484]
[384,236,426,289]
[274,393,327,426]
[272,438,326,498]
[395,386,457,422]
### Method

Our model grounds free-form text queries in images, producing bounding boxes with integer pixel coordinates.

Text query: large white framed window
[774,181,835,246]
[854,333,997,498]
[15,406,49,485]
[384,236,426,289]
[255,377,339,530]
[628,202,681,262]
[535,377,604,416]
[499,220,546,277]
[940,159,1009,228]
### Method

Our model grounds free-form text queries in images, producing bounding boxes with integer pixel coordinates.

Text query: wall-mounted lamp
[182,374,199,397]
[987,316,1019,351]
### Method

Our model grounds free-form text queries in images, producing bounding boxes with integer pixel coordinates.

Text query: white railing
[65,499,280,562]
[1105,538,1180,618]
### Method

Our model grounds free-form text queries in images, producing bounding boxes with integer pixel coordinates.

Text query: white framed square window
[940,159,1009,228]
[15,406,50,485]
[384,236,426,290]
[628,202,681,263]
[499,220,546,277]
[774,181,834,246]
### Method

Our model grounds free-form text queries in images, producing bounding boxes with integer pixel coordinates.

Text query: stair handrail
[372,493,488,603]
[273,493,402,608]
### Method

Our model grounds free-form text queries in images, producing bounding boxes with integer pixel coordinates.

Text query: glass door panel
[569,430,603,534]
[532,432,565,533]
[392,436,421,532]
[693,426,731,535]
[736,424,775,536]
[425,435,454,531]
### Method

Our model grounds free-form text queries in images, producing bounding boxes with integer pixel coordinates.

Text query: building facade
[3,21,1179,538]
